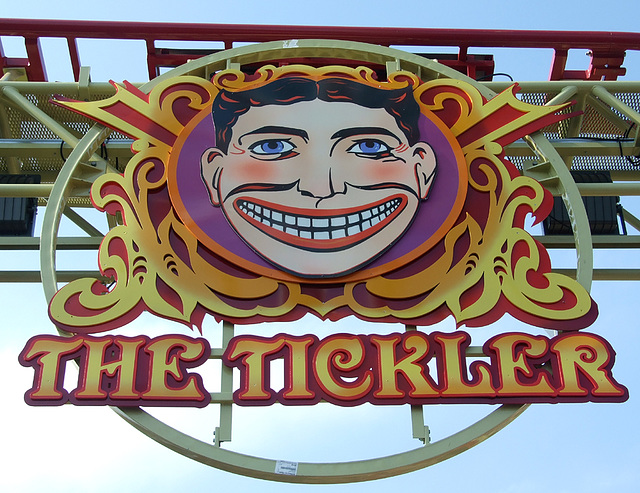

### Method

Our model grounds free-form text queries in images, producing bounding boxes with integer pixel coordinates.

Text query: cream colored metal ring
[39,39,592,483]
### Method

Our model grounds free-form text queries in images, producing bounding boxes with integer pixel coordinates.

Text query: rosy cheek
[226,159,280,183]
[246,164,280,182]
[367,162,414,184]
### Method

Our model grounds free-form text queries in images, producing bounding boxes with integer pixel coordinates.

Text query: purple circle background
[171,111,464,274]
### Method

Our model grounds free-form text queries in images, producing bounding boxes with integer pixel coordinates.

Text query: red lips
[233,195,408,251]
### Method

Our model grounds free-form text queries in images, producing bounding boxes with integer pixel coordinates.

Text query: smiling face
[201,99,436,277]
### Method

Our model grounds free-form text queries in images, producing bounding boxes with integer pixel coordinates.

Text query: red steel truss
[1,18,640,82]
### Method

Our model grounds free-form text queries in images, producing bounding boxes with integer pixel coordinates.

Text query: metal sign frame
[2,28,639,483]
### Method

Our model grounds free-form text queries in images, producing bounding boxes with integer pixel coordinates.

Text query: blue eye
[250,139,295,156]
[347,139,391,157]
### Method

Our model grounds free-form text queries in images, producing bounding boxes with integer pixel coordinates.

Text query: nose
[296,151,345,199]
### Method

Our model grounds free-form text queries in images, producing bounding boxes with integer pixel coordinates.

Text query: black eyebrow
[239,125,309,143]
[330,127,402,142]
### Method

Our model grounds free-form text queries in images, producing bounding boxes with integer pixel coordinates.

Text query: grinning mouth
[232,195,407,251]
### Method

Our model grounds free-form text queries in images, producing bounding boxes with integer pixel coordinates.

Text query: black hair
[212,77,421,153]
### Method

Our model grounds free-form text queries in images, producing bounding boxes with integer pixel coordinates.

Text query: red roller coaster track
[1,18,639,82]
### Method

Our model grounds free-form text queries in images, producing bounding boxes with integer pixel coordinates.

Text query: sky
[1,1,639,491]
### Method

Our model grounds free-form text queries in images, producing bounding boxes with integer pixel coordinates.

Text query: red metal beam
[2,19,639,82]
[2,19,639,49]
[23,36,46,82]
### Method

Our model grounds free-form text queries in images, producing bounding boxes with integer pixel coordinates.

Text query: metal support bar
[505,139,640,158]
[523,134,593,291]
[584,93,633,134]
[619,207,640,233]
[537,235,640,249]
[106,213,121,230]
[576,183,640,196]
[40,124,111,301]
[78,66,91,101]
[567,91,588,138]
[386,59,401,74]
[0,85,110,168]
[0,84,83,143]
[0,80,120,93]
[0,70,22,173]
[592,85,640,133]
[554,268,640,281]
[0,183,53,197]
[0,270,104,282]
[209,392,234,403]
[591,85,640,147]
[62,206,104,237]
[67,37,81,81]
[0,139,134,161]
[484,80,640,93]
[543,85,578,140]
[215,321,234,446]
[545,85,578,106]
[0,236,101,250]
[549,48,568,80]
[411,405,430,445]
[404,325,429,444]
[24,36,46,82]
[145,39,157,81]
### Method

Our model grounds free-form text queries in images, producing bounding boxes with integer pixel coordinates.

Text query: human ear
[200,148,224,206]
[411,143,437,200]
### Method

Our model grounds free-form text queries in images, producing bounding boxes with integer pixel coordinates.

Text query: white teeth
[312,218,329,228]
[237,198,401,241]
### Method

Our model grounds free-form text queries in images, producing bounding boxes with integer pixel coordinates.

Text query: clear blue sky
[2,1,639,492]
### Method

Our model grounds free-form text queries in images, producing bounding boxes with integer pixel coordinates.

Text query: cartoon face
[201,99,437,277]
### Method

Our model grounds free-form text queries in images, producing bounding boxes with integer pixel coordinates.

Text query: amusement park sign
[18,59,627,476]
[20,330,626,407]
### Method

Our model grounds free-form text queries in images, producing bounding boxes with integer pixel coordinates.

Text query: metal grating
[518,92,573,137]
[572,155,639,171]
[0,91,128,177]
[507,147,639,172]
[580,103,626,138]
[614,92,640,112]
[2,81,640,214]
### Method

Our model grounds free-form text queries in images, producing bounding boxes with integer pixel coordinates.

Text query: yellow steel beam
[555,269,640,281]
[0,270,104,282]
[0,237,102,250]
[0,183,53,197]
[0,85,111,170]
[620,207,640,233]
[577,182,640,195]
